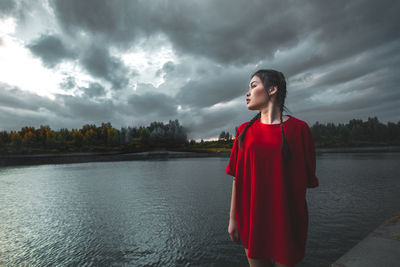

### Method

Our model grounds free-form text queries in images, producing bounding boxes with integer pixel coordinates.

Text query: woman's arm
[230,179,236,220]
[228,179,240,244]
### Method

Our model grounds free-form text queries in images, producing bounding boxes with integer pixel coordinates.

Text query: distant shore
[1,146,399,167]
[0,149,219,167]
[316,146,400,153]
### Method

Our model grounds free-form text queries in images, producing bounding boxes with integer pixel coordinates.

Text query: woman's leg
[244,248,274,267]
[244,248,295,267]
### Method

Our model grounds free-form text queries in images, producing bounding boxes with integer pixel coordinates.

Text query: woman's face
[246,75,272,110]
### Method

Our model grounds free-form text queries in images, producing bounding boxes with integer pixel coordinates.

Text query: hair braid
[280,103,292,160]
[277,71,292,160]
[237,112,261,151]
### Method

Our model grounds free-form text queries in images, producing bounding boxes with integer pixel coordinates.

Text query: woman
[226,69,319,267]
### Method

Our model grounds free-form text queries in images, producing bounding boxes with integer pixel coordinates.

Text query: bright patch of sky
[0,18,61,99]
[118,33,177,89]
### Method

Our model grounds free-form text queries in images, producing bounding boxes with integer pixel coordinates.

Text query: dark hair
[237,69,292,160]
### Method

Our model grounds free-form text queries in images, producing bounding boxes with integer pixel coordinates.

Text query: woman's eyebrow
[249,81,258,86]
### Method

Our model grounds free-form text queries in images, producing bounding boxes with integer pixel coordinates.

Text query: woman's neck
[259,109,285,124]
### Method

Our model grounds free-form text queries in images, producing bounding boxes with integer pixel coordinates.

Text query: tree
[219,131,226,141]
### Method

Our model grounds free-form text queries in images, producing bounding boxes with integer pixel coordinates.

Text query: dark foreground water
[0,152,399,266]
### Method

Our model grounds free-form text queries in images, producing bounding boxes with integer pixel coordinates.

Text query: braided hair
[237,69,292,161]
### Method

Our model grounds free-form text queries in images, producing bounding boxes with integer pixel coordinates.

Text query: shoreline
[331,213,400,267]
[1,146,399,167]
[0,150,221,167]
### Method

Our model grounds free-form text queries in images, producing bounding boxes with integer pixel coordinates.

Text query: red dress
[225,115,319,266]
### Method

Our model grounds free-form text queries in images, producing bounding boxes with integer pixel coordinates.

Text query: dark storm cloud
[61,78,107,99]
[50,0,283,64]
[0,0,16,17]
[125,90,178,118]
[49,0,400,68]
[51,0,148,47]
[26,34,75,68]
[59,76,76,91]
[304,0,400,59]
[0,82,60,112]
[79,82,106,98]
[311,41,400,88]
[286,40,400,109]
[290,62,400,119]
[48,0,400,85]
[80,43,133,91]
[50,0,298,65]
[155,61,175,78]
[51,93,119,123]
[26,34,137,92]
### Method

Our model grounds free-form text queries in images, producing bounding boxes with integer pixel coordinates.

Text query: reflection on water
[0,153,399,266]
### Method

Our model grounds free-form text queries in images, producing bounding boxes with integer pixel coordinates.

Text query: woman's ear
[269,85,278,94]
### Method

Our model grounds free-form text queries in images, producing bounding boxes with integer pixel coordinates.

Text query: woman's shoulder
[288,115,312,130]
[237,121,250,133]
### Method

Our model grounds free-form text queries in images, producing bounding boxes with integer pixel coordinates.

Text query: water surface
[1,153,399,266]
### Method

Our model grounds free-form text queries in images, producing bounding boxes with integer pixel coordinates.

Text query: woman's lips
[246,99,250,103]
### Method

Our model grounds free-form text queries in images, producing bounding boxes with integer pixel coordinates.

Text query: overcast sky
[0,0,399,140]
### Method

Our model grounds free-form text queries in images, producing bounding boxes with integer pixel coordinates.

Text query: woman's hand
[228,218,241,244]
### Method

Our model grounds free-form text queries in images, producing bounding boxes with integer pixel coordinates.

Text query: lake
[0,152,399,266]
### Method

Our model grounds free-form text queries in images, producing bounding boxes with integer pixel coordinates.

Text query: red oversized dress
[225,114,319,266]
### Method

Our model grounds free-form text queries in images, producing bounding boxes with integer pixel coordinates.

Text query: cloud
[0,82,117,131]
[51,0,147,47]
[125,90,178,117]
[79,82,106,98]
[155,61,175,78]
[79,43,133,91]
[0,0,16,18]
[59,76,76,91]
[54,93,116,121]
[49,0,399,67]
[26,34,75,68]
[50,0,296,65]
[0,82,64,131]
[0,82,59,112]
[175,69,250,108]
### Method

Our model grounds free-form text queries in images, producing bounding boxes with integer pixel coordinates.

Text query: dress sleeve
[302,123,319,188]
[225,128,240,179]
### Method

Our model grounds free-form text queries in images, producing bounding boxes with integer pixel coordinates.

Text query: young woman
[226,69,319,267]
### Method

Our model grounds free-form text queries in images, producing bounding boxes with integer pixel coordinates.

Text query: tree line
[217,116,400,147]
[0,119,188,155]
[310,116,400,147]
[0,116,398,155]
